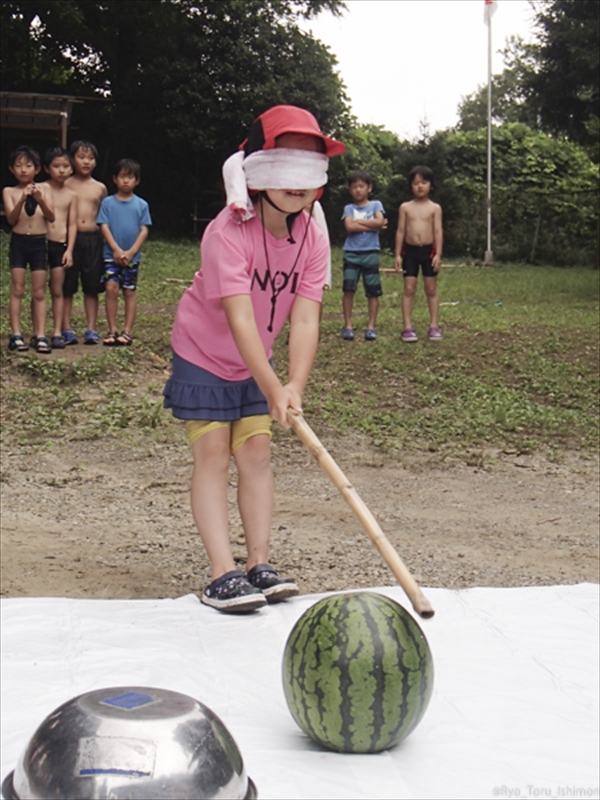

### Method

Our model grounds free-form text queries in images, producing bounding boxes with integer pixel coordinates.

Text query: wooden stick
[287,412,435,618]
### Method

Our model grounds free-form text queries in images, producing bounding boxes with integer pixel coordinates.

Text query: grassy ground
[1,230,598,458]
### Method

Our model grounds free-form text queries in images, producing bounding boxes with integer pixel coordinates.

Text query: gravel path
[1,430,598,601]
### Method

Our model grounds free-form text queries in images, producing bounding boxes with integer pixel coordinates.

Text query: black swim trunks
[48,240,67,269]
[402,243,437,279]
[9,233,47,271]
[63,230,104,297]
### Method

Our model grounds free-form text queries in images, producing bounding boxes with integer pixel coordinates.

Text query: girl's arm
[286,295,321,405]
[222,294,292,426]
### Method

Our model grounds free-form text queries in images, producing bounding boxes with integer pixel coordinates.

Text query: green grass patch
[1,236,598,458]
[283,249,599,455]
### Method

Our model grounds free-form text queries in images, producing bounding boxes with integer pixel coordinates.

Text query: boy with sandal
[43,147,78,349]
[97,158,152,346]
[63,140,107,345]
[3,145,55,354]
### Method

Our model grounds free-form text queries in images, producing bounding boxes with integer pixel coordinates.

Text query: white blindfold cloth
[222,149,329,223]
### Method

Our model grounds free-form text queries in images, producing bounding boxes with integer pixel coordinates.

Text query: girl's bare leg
[424,276,439,328]
[190,427,236,581]
[233,434,273,572]
[401,276,417,330]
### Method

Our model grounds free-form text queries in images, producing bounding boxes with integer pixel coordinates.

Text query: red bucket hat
[241,105,345,157]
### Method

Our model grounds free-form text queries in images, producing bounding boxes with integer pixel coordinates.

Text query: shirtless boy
[3,145,55,353]
[63,140,107,345]
[394,165,443,342]
[43,147,78,349]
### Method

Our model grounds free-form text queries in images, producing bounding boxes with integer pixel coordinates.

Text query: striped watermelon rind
[282,591,434,753]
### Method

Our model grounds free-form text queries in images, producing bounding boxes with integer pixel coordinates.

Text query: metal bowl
[2,686,257,799]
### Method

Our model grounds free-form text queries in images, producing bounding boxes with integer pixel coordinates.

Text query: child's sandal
[34,336,51,354]
[8,334,29,352]
[103,331,119,347]
[117,331,133,346]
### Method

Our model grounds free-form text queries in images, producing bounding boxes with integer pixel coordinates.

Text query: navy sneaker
[247,564,299,603]
[201,570,267,613]
[62,329,78,345]
[84,329,100,345]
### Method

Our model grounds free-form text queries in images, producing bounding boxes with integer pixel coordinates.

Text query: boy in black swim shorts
[2,145,55,353]
[402,243,437,278]
[44,147,78,349]
[62,231,105,302]
[394,165,443,343]
[63,141,107,345]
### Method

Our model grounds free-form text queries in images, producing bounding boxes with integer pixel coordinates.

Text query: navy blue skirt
[163,352,269,421]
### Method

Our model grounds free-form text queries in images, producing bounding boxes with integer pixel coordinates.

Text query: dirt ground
[1,422,598,600]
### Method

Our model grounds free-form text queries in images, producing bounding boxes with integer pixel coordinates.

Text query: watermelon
[281,591,434,753]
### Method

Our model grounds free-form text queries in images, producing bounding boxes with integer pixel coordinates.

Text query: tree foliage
[457,37,542,132]
[1,0,597,265]
[528,0,599,151]
[456,0,599,161]
[442,123,598,264]
[328,122,598,266]
[1,0,349,231]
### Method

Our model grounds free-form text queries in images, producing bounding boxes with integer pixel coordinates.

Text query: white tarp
[2,584,599,800]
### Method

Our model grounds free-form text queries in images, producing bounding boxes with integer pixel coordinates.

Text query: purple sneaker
[428,326,443,340]
[401,328,418,343]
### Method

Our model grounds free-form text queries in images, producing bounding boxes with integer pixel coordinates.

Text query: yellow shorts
[185,415,272,454]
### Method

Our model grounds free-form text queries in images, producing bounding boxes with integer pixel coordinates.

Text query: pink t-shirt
[171,207,328,380]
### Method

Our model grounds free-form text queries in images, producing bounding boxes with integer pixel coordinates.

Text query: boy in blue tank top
[97,158,152,346]
[341,170,386,341]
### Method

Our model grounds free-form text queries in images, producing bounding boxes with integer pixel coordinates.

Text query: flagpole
[484,2,494,264]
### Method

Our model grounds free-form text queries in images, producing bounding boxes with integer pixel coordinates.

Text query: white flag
[484,0,498,25]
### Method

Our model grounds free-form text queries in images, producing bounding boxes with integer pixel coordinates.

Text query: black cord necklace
[259,195,315,332]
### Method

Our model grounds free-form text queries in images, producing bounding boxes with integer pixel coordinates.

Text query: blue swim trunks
[102,262,140,290]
